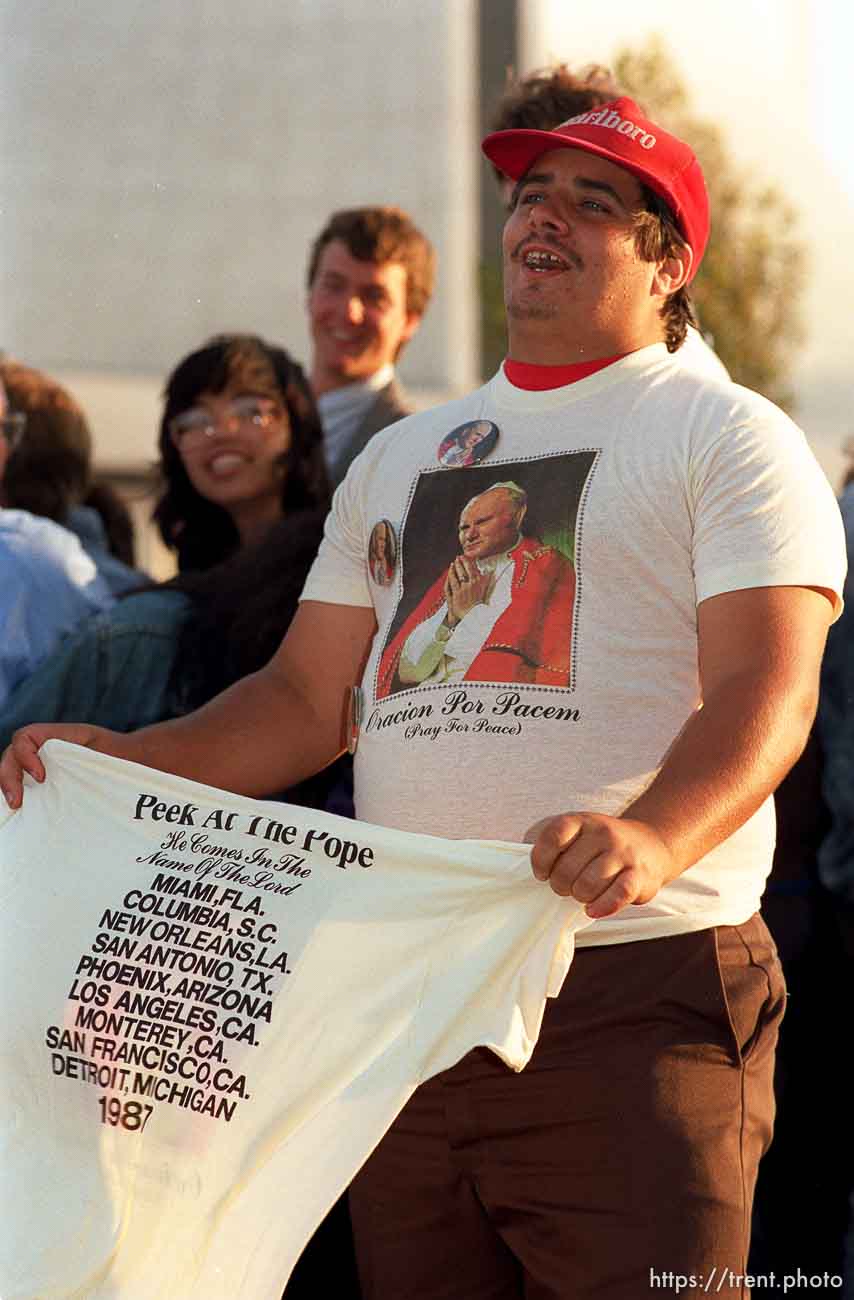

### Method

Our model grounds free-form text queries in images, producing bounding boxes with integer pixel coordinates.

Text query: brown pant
[350,915,784,1299]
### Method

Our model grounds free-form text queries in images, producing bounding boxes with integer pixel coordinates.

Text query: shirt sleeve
[688,399,847,618]
[299,457,375,609]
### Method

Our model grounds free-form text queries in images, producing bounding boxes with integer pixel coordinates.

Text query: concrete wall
[2,0,480,472]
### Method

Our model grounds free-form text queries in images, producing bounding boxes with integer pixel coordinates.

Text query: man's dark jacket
[328,378,411,490]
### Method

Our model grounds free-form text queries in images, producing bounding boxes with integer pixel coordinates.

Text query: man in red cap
[484,95,710,356]
[2,102,846,1296]
[486,64,729,379]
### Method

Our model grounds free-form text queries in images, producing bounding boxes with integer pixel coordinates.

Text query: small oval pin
[368,519,397,586]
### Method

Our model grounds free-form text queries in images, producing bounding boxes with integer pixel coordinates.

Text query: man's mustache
[511,235,583,271]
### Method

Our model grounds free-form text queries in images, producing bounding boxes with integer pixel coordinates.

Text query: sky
[522,0,854,487]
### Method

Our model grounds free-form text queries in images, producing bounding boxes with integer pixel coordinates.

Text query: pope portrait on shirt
[377,479,578,698]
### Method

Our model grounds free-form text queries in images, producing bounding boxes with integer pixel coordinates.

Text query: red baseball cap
[482,96,709,280]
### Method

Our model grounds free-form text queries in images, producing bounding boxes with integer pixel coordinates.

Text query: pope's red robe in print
[377,536,576,698]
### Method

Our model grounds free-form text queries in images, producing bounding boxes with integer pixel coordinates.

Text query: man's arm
[1,601,377,808]
[527,585,834,916]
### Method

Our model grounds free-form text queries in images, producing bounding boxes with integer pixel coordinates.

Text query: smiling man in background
[306,206,435,487]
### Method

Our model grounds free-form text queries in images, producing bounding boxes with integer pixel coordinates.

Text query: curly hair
[152,334,330,572]
[633,189,698,352]
[488,63,621,180]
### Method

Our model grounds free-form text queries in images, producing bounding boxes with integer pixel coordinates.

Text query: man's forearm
[528,585,832,915]
[1,601,377,811]
[623,667,818,879]
[92,663,341,798]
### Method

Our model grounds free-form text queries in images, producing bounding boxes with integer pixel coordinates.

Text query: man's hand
[444,557,494,627]
[525,812,677,918]
[1,723,118,809]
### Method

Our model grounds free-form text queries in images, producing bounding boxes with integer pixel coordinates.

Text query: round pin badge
[437,419,499,468]
[368,519,398,586]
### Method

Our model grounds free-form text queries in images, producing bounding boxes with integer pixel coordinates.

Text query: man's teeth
[524,250,566,270]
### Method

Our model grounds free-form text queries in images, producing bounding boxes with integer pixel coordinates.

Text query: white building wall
[1,0,479,471]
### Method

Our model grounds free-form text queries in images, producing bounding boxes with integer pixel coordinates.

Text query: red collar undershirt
[503,354,625,390]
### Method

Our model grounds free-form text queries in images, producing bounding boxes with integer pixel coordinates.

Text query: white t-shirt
[679,325,730,380]
[0,741,588,1300]
[301,343,846,944]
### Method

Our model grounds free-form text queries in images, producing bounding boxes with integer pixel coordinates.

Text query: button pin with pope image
[437,419,499,468]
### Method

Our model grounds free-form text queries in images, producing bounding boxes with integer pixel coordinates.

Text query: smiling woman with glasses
[169,394,284,449]
[154,334,329,572]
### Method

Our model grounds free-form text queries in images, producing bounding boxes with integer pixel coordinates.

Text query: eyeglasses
[0,411,26,451]
[169,396,283,450]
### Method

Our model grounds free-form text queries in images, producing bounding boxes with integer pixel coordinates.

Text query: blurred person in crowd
[748,443,854,1294]
[0,341,358,1298]
[814,443,854,1297]
[305,209,435,825]
[74,481,138,570]
[746,721,851,1293]
[153,334,327,573]
[2,334,330,742]
[306,206,435,487]
[487,61,729,380]
[0,373,113,708]
[817,444,854,941]
[0,358,145,594]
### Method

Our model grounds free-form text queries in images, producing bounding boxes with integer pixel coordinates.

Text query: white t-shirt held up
[0,742,589,1299]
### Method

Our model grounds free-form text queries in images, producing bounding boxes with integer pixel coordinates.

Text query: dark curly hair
[153,334,330,572]
[488,63,621,174]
